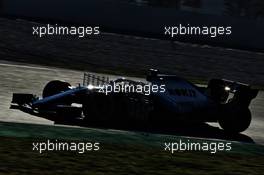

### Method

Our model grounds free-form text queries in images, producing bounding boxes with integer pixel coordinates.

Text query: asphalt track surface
[1,17,264,86]
[0,62,263,145]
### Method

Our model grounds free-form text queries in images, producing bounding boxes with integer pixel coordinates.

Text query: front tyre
[42,80,71,98]
[218,105,251,133]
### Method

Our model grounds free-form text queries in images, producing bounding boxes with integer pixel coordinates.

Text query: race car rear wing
[208,78,259,106]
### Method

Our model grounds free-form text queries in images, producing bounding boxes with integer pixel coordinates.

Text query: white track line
[0,62,54,71]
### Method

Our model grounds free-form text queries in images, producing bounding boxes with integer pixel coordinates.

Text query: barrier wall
[1,0,263,51]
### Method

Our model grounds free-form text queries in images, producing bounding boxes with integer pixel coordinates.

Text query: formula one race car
[10,69,259,133]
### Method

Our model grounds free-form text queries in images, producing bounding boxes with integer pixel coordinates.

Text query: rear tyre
[218,105,251,133]
[42,80,71,98]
